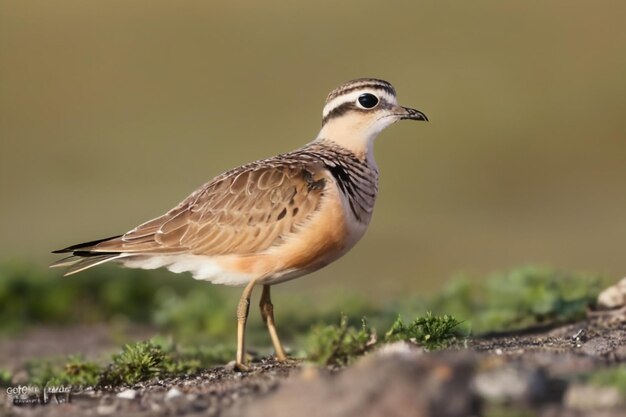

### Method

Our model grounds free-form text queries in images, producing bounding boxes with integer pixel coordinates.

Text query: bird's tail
[50,235,125,276]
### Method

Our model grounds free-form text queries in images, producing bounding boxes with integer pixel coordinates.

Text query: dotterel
[51,78,428,370]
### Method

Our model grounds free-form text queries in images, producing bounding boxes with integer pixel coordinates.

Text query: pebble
[116,389,137,400]
[472,365,547,403]
[164,387,183,401]
[581,337,614,357]
[597,277,626,309]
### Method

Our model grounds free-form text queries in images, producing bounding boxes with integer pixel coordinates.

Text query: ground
[2,315,626,417]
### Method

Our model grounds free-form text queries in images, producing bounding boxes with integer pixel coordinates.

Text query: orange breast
[215,185,356,284]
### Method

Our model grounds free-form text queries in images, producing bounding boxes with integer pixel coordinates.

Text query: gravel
[2,317,626,417]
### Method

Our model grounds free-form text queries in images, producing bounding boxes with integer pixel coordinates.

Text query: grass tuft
[26,339,235,389]
[429,266,603,333]
[27,355,100,388]
[384,313,463,350]
[308,312,463,366]
[307,315,376,366]
[100,341,167,386]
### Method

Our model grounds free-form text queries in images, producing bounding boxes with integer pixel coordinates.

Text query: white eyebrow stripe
[322,89,397,118]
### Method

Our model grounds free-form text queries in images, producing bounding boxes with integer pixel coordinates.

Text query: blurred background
[1,0,625,305]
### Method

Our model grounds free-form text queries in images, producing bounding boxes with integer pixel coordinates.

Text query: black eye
[357,93,379,109]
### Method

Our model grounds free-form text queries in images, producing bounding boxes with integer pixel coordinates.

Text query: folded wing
[52,159,328,275]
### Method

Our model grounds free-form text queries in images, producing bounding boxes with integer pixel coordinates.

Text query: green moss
[100,341,168,386]
[99,339,234,386]
[384,313,463,350]
[429,266,603,333]
[307,315,376,366]
[25,339,235,388]
[307,312,463,366]
[1,262,603,343]
[0,263,195,331]
[27,355,100,388]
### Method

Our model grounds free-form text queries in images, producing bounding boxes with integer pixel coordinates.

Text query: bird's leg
[235,280,257,371]
[259,285,287,361]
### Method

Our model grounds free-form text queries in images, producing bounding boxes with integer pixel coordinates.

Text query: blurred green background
[1,0,625,303]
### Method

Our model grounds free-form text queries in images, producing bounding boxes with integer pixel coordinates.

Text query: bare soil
[2,316,626,417]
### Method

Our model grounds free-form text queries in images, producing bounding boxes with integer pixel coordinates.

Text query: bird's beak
[398,106,428,121]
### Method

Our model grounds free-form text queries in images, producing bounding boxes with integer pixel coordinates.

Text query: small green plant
[58,356,101,387]
[25,338,235,388]
[27,355,101,388]
[430,266,603,333]
[100,341,168,386]
[151,335,235,374]
[307,315,376,366]
[308,312,464,366]
[385,313,463,350]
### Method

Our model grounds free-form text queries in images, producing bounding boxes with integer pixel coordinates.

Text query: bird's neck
[314,120,378,162]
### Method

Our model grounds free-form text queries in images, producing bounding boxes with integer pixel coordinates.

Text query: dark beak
[400,106,428,121]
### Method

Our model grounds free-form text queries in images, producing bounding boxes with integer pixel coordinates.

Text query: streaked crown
[316,78,427,157]
[322,78,398,125]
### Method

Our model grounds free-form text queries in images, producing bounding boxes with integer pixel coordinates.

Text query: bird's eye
[357,93,379,109]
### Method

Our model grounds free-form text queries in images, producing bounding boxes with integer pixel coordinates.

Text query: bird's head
[316,78,427,157]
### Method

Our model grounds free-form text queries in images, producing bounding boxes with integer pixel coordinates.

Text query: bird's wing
[91,159,328,256]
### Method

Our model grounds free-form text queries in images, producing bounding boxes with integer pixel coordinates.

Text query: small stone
[597,277,626,309]
[165,387,183,401]
[116,389,137,400]
[581,337,614,357]
[473,364,547,403]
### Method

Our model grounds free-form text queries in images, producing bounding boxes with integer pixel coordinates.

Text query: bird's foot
[234,361,252,372]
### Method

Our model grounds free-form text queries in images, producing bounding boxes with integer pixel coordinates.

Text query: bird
[51,78,428,370]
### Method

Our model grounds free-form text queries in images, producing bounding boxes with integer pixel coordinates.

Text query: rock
[115,389,137,400]
[581,337,615,357]
[164,387,183,401]
[597,277,626,309]
[226,350,478,417]
[472,364,548,404]
[564,384,623,410]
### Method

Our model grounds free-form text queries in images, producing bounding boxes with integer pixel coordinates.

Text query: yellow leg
[259,285,287,361]
[235,280,257,371]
